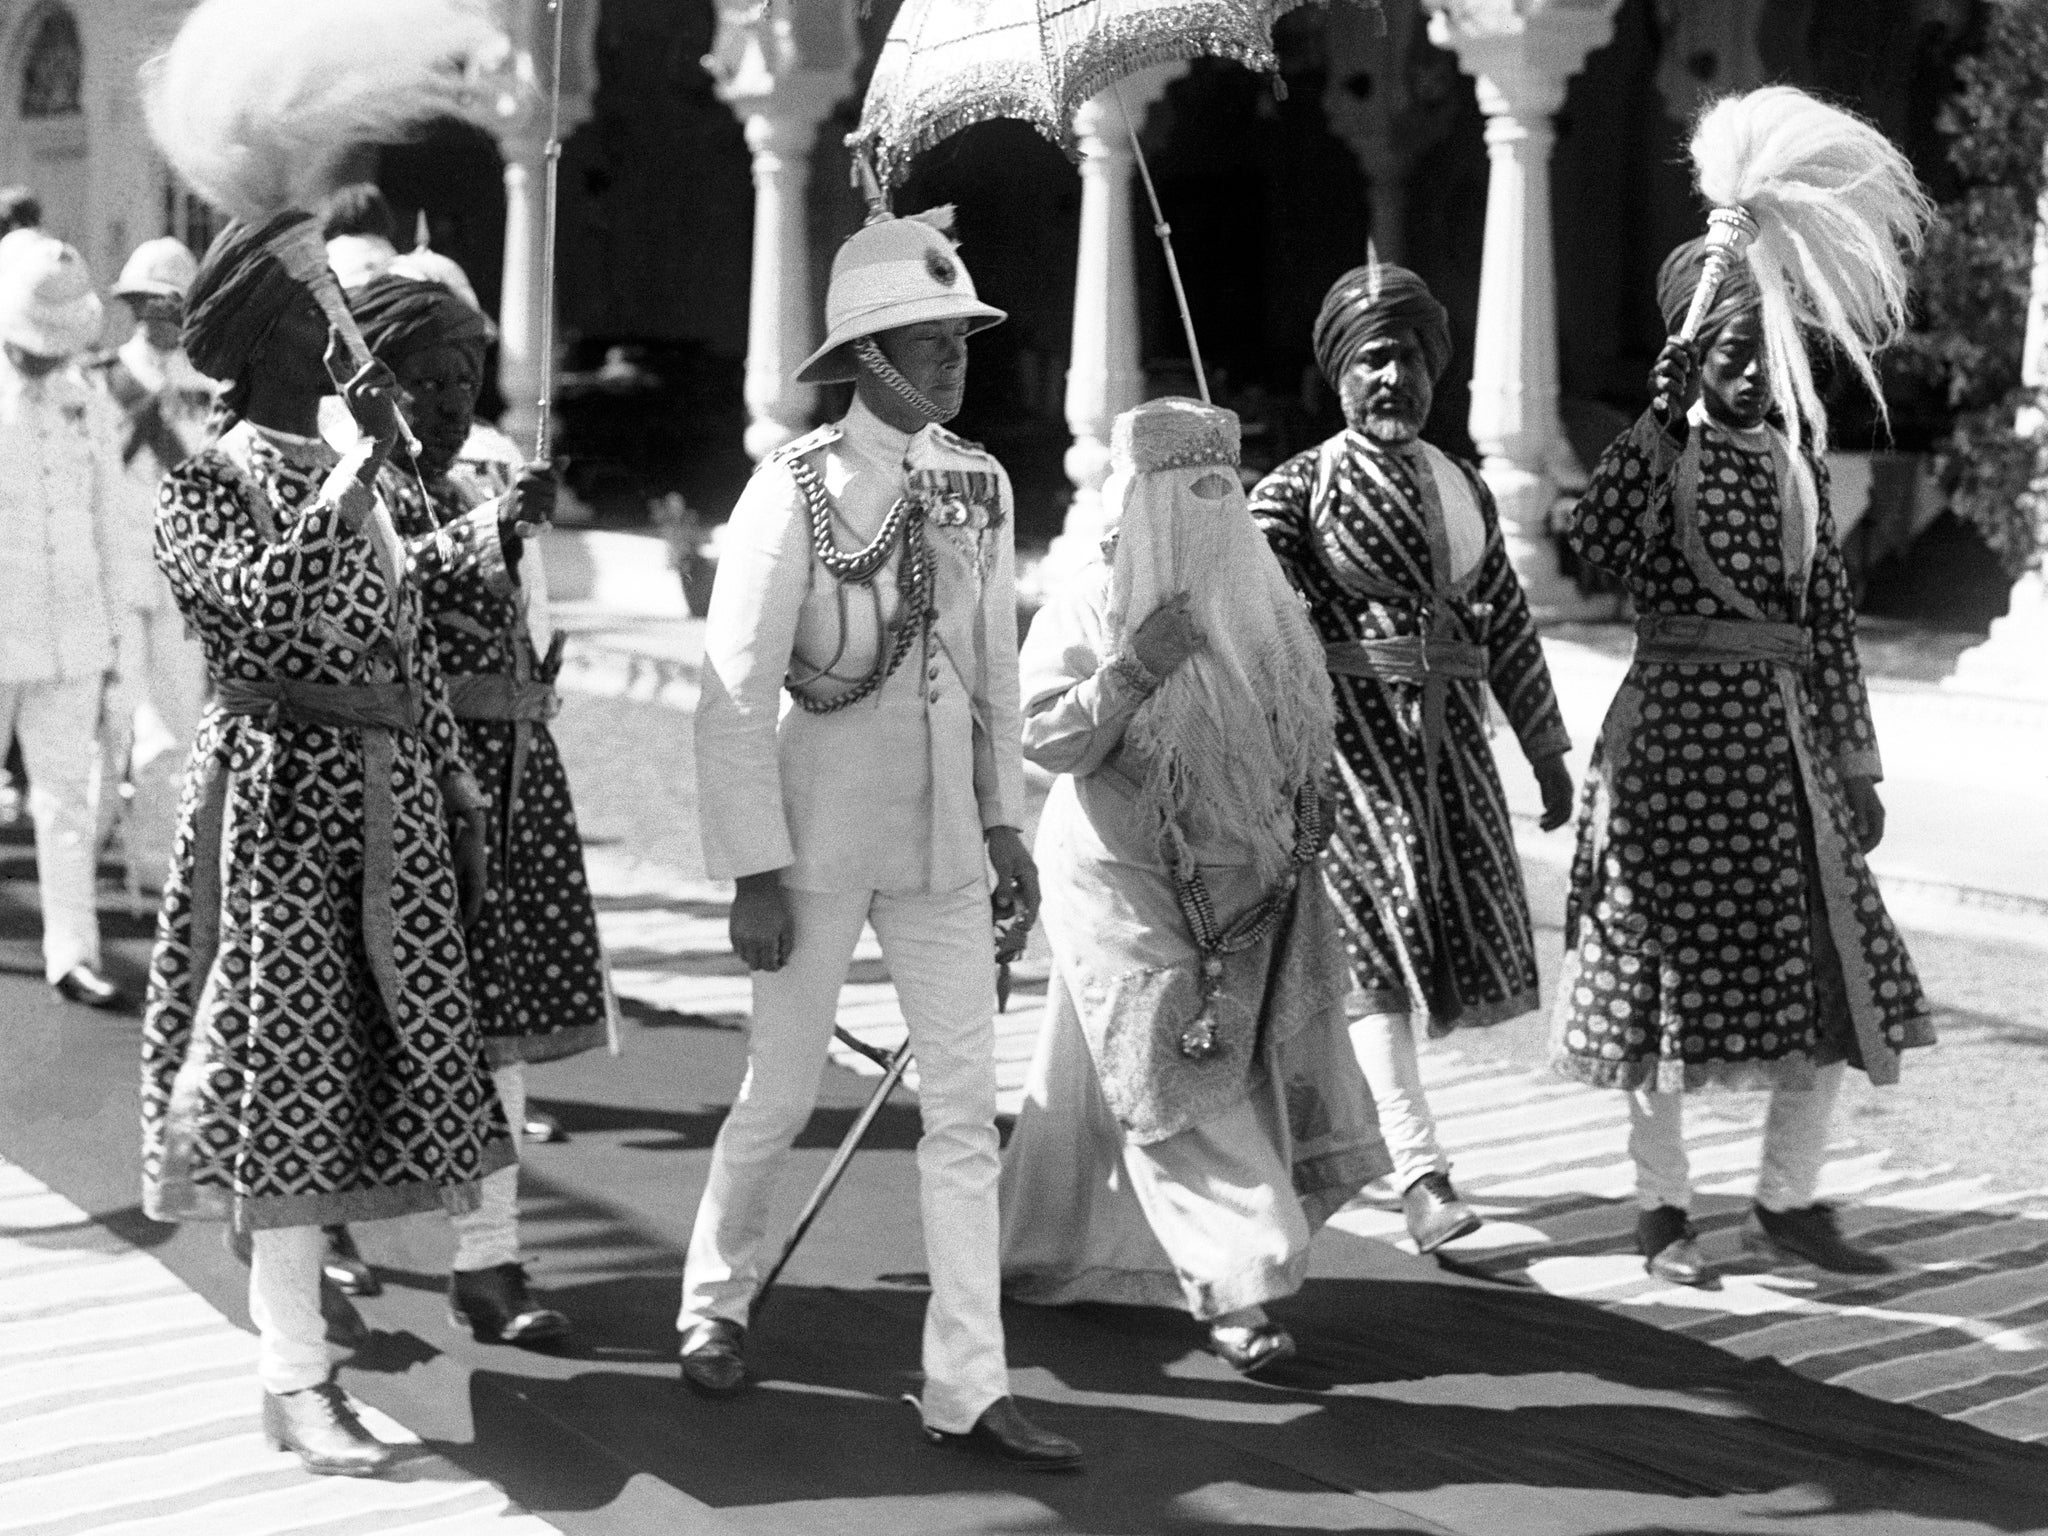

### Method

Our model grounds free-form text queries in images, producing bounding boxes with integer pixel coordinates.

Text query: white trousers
[0,679,104,980]
[450,1063,527,1272]
[109,608,210,893]
[1629,1061,1847,1213]
[678,881,1008,1434]
[250,1225,331,1395]
[1349,1012,1449,1190]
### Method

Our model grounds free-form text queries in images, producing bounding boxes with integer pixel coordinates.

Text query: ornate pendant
[1178,1013,1222,1061]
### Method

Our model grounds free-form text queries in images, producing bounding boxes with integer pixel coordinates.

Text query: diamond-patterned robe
[142,424,512,1230]
[1552,409,1932,1092]
[1250,433,1570,1033]
[383,463,615,1065]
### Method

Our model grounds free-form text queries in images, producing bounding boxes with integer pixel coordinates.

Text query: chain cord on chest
[781,452,935,715]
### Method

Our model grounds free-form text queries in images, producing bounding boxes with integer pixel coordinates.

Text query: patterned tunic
[142,424,512,1230]
[1251,432,1570,1033]
[1553,409,1933,1092]
[383,463,615,1065]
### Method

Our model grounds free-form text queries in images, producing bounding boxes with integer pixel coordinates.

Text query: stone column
[1950,140,2048,699]
[710,2,856,464]
[1426,0,1622,620]
[496,0,598,454]
[1324,0,1424,264]
[1046,63,1185,587]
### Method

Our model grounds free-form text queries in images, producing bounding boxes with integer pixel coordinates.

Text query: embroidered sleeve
[1804,459,1882,781]
[389,472,516,617]
[1566,409,1680,579]
[1248,451,1319,591]
[153,456,350,636]
[972,464,1028,830]
[1470,475,1571,761]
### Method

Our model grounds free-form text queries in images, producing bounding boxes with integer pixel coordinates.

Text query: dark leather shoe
[1746,1203,1894,1275]
[449,1262,571,1346]
[523,1110,568,1143]
[1636,1205,1716,1287]
[1209,1322,1297,1378]
[53,963,127,1011]
[322,1276,370,1354]
[924,1396,1082,1471]
[679,1318,748,1398]
[1403,1171,1482,1253]
[262,1379,393,1477]
[322,1225,381,1297]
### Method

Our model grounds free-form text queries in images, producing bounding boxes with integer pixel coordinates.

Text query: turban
[183,211,320,388]
[349,273,492,368]
[1657,236,1761,342]
[1313,263,1452,388]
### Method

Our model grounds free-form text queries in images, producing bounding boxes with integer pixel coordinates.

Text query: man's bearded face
[1338,331,1434,445]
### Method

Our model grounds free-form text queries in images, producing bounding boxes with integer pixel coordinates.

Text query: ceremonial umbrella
[850,0,1375,402]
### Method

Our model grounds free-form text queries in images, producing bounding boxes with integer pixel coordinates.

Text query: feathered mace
[142,0,516,388]
[1672,85,1933,454]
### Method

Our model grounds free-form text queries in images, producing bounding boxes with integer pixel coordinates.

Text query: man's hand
[986,825,1040,933]
[1843,776,1886,853]
[451,812,488,927]
[1533,752,1575,832]
[326,332,403,474]
[504,461,559,537]
[1131,593,1206,680]
[1650,337,1701,424]
[731,869,795,973]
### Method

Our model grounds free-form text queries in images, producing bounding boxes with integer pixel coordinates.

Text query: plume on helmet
[1684,86,1932,454]
[142,0,516,226]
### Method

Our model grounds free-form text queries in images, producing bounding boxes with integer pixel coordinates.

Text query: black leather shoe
[523,1111,568,1143]
[1745,1203,1894,1275]
[1636,1205,1716,1287]
[1403,1171,1482,1253]
[1209,1322,1297,1378]
[679,1318,748,1398]
[53,963,127,1011]
[449,1262,571,1346]
[262,1378,394,1477]
[924,1397,1082,1471]
[322,1225,381,1297]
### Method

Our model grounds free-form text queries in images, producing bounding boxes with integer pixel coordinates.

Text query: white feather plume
[1689,85,1932,454]
[143,0,517,224]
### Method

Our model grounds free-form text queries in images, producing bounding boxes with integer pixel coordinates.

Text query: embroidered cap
[796,211,1006,385]
[0,230,103,358]
[1110,397,1242,475]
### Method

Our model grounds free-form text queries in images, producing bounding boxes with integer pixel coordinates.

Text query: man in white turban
[1001,398,1388,1376]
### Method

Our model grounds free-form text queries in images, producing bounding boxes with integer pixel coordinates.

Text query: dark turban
[183,211,320,390]
[1313,263,1452,388]
[349,274,492,368]
[1657,236,1761,341]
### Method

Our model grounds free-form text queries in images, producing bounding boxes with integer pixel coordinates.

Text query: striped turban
[1313,263,1452,388]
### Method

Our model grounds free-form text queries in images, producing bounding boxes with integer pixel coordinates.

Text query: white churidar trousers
[1628,1060,1847,1212]
[1349,1011,1449,1190]
[0,679,104,981]
[249,1225,331,1395]
[451,1062,527,1272]
[678,881,1008,1434]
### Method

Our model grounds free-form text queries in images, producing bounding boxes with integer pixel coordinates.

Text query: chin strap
[853,336,957,425]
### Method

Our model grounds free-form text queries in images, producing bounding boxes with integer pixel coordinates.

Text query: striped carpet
[0,1162,565,1536]
[587,845,2048,1448]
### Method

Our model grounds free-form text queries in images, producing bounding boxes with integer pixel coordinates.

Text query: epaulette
[925,423,994,463]
[767,422,842,468]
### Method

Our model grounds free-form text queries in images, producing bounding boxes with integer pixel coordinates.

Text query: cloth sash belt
[195,677,427,1034]
[1324,636,1487,685]
[1634,614,1812,672]
[444,670,558,858]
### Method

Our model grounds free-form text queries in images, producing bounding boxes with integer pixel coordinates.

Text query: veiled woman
[1000,399,1388,1375]
[140,214,509,1476]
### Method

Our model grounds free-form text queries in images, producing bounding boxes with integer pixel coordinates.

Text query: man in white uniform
[682,211,1080,1470]
[0,232,149,1009]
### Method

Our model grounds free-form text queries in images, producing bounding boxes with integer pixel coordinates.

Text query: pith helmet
[114,237,198,302]
[796,210,1005,385]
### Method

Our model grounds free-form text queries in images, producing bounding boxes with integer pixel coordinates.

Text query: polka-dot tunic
[385,464,616,1067]
[1553,410,1932,1093]
[1251,434,1570,1034]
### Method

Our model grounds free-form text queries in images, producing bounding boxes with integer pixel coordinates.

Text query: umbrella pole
[751,1034,916,1317]
[532,0,570,462]
[1115,84,1209,405]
